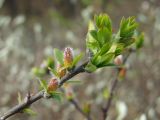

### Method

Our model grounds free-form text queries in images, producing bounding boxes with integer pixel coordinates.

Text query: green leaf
[31,67,46,77]
[49,92,63,102]
[48,67,59,77]
[99,43,111,55]
[90,30,98,40]
[88,20,95,31]
[136,32,144,49]
[23,108,37,116]
[54,48,64,65]
[96,53,115,67]
[86,40,99,54]
[120,37,135,47]
[119,16,138,47]
[91,43,111,64]
[38,79,47,92]
[97,27,111,47]
[95,14,112,31]
[86,29,100,55]
[115,43,125,56]
[45,56,54,69]
[85,62,97,72]
[71,53,83,67]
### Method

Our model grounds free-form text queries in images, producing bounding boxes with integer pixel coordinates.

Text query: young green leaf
[97,27,112,47]
[45,56,55,69]
[119,16,138,47]
[49,92,63,102]
[48,67,59,77]
[136,32,144,49]
[90,30,98,41]
[96,53,115,67]
[95,14,112,31]
[54,48,64,65]
[31,67,46,77]
[115,43,125,56]
[85,62,97,72]
[38,79,47,92]
[71,53,83,67]
[23,108,37,116]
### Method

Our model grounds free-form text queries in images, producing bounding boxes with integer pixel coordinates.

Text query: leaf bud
[118,68,127,79]
[114,55,123,65]
[63,47,73,68]
[47,78,59,92]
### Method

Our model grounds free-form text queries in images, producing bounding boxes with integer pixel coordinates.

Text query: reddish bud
[63,47,73,67]
[47,78,59,92]
[118,68,127,79]
[114,55,123,65]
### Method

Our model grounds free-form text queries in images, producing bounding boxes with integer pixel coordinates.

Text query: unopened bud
[64,47,73,68]
[114,55,123,65]
[47,78,59,92]
[64,83,74,100]
[57,64,66,78]
[118,68,127,79]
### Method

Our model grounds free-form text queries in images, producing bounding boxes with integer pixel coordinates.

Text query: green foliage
[49,91,62,102]
[95,14,112,31]
[54,48,64,65]
[71,53,83,67]
[85,62,97,72]
[135,32,144,49]
[32,67,46,77]
[38,79,48,92]
[44,56,55,69]
[23,108,37,116]
[29,13,143,114]
[48,67,59,77]
[119,16,138,46]
[85,14,140,72]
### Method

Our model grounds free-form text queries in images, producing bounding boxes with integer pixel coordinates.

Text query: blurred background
[0,0,160,120]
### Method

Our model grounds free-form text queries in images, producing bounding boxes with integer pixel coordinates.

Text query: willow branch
[0,61,89,120]
[102,49,135,120]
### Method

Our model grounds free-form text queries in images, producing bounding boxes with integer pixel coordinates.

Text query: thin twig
[69,99,92,120]
[0,91,44,120]
[102,49,135,120]
[0,61,89,120]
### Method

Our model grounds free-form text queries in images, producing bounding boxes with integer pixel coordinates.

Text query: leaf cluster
[85,14,144,72]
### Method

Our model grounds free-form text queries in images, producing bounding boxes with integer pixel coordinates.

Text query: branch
[0,91,44,120]
[102,49,135,120]
[0,61,88,120]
